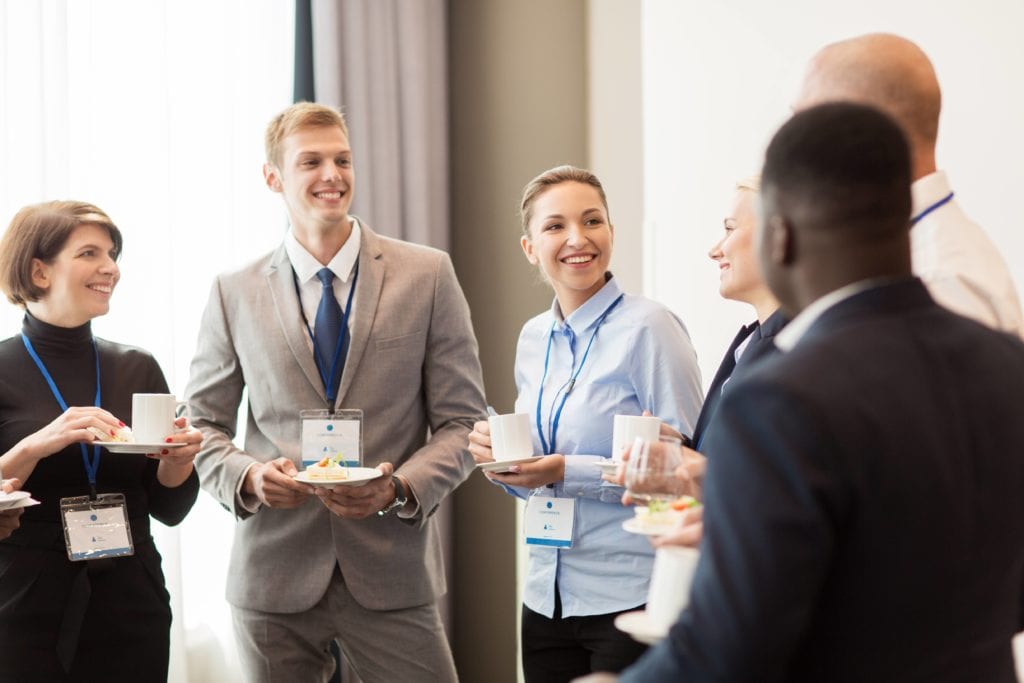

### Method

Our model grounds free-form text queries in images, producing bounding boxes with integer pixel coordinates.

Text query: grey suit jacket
[185,223,486,613]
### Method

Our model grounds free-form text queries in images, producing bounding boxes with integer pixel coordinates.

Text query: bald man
[796,33,1024,338]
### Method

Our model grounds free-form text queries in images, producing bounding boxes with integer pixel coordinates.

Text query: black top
[0,313,198,532]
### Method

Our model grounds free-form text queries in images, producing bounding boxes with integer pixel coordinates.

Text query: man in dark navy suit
[590,103,1024,682]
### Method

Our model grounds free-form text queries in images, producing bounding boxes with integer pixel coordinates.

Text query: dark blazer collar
[803,277,932,345]
[758,308,788,341]
[692,321,759,446]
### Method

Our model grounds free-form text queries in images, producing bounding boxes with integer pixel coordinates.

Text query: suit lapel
[266,245,326,399]
[335,223,385,407]
[740,309,788,366]
[693,322,757,444]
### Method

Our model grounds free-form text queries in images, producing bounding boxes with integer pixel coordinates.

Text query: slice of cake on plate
[306,454,349,482]
[88,425,135,443]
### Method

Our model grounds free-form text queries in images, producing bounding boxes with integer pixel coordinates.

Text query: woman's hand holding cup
[467,420,494,464]
[149,416,202,488]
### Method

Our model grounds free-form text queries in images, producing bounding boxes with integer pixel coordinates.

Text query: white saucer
[293,467,383,487]
[595,460,623,476]
[94,441,188,454]
[622,517,680,537]
[476,456,542,474]
[0,491,39,511]
[614,609,668,645]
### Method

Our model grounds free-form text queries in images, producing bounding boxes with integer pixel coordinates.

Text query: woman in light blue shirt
[468,165,703,682]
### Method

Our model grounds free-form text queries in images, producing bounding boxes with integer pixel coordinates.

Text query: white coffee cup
[132,393,187,444]
[646,546,700,632]
[612,414,661,460]
[487,412,533,461]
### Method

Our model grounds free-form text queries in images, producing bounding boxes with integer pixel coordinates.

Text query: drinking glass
[624,436,687,503]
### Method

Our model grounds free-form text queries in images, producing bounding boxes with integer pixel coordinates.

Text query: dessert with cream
[306,454,349,482]
[88,425,135,443]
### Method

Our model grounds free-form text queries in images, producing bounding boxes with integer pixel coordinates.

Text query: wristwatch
[377,475,408,516]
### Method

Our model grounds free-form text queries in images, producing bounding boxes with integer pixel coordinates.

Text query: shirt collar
[774,278,883,352]
[284,218,362,284]
[911,170,951,217]
[550,273,622,332]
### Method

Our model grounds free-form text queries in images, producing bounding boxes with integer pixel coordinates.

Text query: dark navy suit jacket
[622,278,1024,682]
[691,308,788,449]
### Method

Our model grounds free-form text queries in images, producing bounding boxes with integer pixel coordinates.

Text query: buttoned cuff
[561,454,624,503]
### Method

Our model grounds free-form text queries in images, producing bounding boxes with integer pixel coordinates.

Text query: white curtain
[0,2,294,681]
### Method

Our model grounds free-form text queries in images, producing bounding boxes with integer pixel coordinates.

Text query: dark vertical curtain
[294,0,316,102]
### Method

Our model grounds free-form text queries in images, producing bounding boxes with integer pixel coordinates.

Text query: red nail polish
[165,437,173,443]
[110,430,116,436]
[118,421,125,427]
[161,449,169,455]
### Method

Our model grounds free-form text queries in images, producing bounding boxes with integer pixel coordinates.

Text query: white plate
[622,517,680,537]
[595,460,623,476]
[476,456,542,474]
[94,441,188,454]
[293,467,383,487]
[0,491,39,511]
[614,609,668,645]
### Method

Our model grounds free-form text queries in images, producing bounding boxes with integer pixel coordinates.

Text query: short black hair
[762,102,911,241]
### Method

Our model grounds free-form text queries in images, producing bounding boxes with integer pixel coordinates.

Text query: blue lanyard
[535,294,624,455]
[21,333,102,495]
[911,191,954,226]
[292,262,359,405]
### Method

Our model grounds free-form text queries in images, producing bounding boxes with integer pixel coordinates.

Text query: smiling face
[263,125,354,237]
[521,181,613,315]
[708,188,768,304]
[28,223,120,327]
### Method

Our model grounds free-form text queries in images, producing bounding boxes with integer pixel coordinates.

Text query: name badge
[300,409,363,468]
[60,493,133,561]
[525,494,575,548]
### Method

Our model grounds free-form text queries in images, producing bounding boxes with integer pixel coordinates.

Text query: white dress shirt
[911,171,1024,338]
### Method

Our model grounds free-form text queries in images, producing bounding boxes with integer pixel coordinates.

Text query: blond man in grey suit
[185,102,486,683]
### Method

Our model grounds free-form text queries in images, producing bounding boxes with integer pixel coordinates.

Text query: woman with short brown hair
[0,200,202,682]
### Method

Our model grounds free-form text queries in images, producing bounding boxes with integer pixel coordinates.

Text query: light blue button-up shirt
[510,276,703,618]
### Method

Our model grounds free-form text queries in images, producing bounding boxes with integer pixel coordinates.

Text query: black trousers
[521,589,647,683]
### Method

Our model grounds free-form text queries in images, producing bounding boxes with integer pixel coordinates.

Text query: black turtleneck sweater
[0,313,199,680]
[0,312,199,531]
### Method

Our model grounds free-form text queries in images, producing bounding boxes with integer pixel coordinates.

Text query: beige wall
[448,0,588,680]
